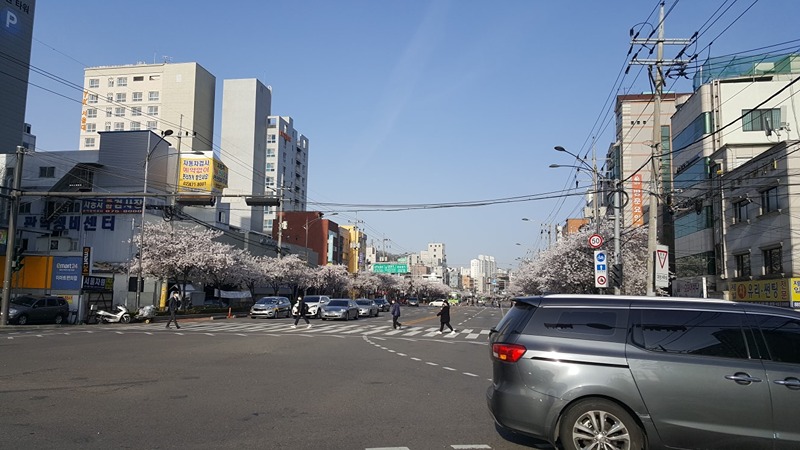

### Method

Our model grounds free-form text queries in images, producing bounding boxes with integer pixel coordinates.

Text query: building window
[131,106,142,116]
[265,176,275,187]
[106,93,113,103]
[114,107,125,117]
[267,134,276,144]
[87,109,97,118]
[85,123,96,133]
[133,76,144,82]
[39,166,55,178]
[148,91,159,101]
[266,148,276,157]
[130,122,141,131]
[88,94,98,104]
[89,78,99,88]
[147,106,159,116]
[105,122,112,131]
[743,109,781,132]
[734,253,750,278]
[734,200,749,223]
[107,78,114,87]
[761,186,779,213]
[117,77,127,87]
[763,247,782,275]
[132,92,143,102]
[105,108,112,118]
[114,122,124,131]
[266,163,275,172]
[146,121,158,131]
[115,93,126,102]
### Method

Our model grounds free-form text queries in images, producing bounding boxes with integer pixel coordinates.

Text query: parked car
[301,295,331,318]
[476,298,486,306]
[429,299,446,307]
[355,299,379,317]
[487,294,800,450]
[373,298,390,312]
[320,299,359,321]
[250,296,291,319]
[7,295,70,325]
[407,298,420,307]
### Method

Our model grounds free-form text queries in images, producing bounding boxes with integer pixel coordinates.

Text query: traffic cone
[227,307,232,319]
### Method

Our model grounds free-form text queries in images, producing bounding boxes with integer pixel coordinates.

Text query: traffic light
[12,246,25,272]
[609,263,623,288]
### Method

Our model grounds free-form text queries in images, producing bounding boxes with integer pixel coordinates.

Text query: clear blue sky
[24,0,800,269]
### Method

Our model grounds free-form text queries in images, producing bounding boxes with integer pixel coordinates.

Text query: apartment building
[265,116,309,232]
[79,62,215,153]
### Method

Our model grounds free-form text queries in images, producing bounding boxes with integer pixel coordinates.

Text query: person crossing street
[390,299,401,330]
[436,300,454,334]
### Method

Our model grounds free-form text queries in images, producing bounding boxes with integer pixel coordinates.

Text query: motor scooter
[95,304,132,324]
[133,305,156,324]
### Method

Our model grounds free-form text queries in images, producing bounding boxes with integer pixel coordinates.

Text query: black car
[8,295,70,325]
[373,298,390,312]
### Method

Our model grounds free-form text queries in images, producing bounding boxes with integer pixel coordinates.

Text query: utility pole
[630,2,691,296]
[1,146,25,326]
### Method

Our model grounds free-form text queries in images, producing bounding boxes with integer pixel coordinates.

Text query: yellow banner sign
[178,156,228,193]
[730,278,800,303]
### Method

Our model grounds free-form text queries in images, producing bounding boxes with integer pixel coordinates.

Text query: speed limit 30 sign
[589,233,603,249]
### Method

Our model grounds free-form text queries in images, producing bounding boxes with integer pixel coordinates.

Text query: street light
[304,212,337,264]
[135,129,173,307]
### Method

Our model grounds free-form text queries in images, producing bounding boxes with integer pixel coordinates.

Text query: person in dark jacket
[292,296,311,329]
[166,291,181,329]
[436,301,454,334]
[390,299,401,330]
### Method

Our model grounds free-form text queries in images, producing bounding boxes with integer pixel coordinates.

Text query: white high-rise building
[264,116,309,232]
[219,79,272,233]
[79,62,215,153]
[470,255,496,294]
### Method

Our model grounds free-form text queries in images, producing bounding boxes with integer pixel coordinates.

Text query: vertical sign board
[0,0,35,154]
[51,256,82,290]
[594,250,609,288]
[655,244,670,288]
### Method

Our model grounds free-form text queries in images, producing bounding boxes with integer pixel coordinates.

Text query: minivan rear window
[493,302,535,339]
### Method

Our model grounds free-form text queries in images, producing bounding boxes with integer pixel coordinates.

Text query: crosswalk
[132,321,492,340]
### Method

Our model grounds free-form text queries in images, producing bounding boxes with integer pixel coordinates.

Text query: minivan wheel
[54,314,64,325]
[559,398,644,450]
[17,314,28,325]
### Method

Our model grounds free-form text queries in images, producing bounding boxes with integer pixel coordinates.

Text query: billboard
[178,156,228,194]
[0,0,35,153]
[730,278,800,308]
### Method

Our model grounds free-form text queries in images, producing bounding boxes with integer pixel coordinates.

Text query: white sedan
[429,299,447,307]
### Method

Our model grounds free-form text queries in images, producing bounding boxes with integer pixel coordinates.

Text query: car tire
[17,314,28,325]
[54,314,64,325]
[559,398,644,450]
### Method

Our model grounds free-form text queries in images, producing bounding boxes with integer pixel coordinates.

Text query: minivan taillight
[492,343,526,362]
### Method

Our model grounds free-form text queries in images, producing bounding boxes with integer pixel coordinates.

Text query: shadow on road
[495,424,556,449]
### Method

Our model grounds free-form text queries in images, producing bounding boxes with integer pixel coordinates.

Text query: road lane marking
[451,445,491,449]
[463,373,479,377]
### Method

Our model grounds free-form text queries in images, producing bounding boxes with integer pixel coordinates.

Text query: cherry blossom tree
[262,254,313,299]
[312,264,351,297]
[510,223,649,296]
[237,253,267,300]
[192,241,249,306]
[134,222,222,301]
[416,280,451,300]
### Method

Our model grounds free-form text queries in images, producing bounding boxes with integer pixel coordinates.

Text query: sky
[23,0,800,269]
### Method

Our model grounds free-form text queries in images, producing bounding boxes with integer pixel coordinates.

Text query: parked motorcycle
[95,304,131,324]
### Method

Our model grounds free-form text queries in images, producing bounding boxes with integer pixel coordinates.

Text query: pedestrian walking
[292,296,311,328]
[390,299,402,330]
[166,291,181,329]
[436,301,454,334]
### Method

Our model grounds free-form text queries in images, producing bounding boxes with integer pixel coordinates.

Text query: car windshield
[356,300,372,305]
[304,297,321,303]
[328,300,349,307]
[12,296,37,307]
[256,298,279,305]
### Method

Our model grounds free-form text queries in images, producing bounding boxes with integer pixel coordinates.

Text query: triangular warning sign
[657,250,668,269]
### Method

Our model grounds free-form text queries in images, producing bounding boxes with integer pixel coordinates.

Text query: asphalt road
[0,305,553,450]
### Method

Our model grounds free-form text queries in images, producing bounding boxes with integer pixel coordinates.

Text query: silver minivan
[487,294,800,450]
